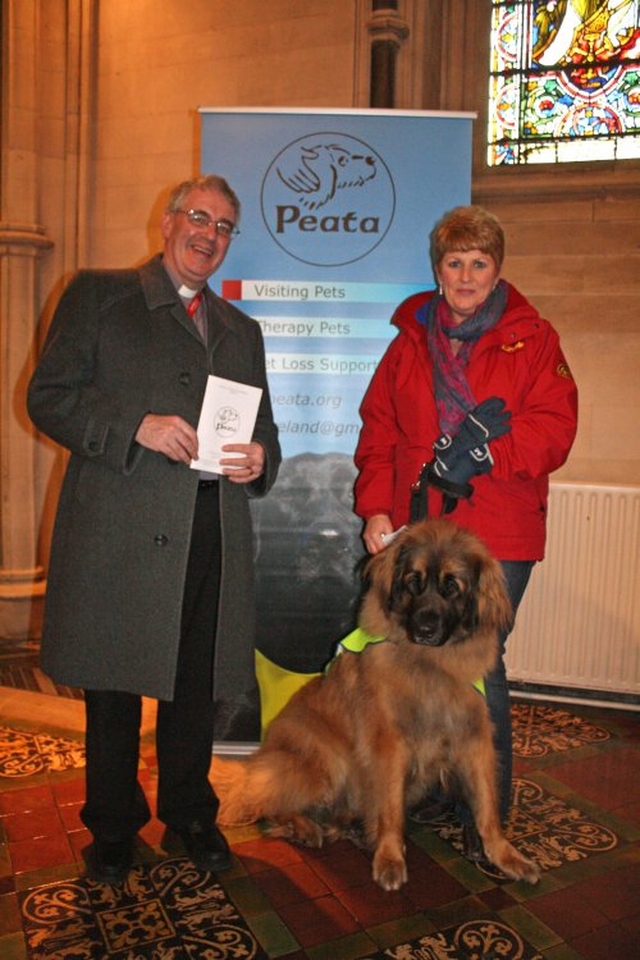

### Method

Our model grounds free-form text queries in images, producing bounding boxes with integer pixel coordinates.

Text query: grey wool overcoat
[27,255,281,723]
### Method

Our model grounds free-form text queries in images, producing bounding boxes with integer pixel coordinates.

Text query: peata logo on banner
[261,132,396,267]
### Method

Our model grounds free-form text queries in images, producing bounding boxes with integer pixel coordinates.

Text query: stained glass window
[488,1,640,164]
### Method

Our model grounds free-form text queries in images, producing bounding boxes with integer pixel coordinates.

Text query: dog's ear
[387,544,412,612]
[355,554,375,614]
[358,540,409,613]
[356,545,397,634]
[475,551,512,634]
[459,579,481,635]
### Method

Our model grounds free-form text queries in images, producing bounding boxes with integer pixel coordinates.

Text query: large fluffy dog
[213,519,539,890]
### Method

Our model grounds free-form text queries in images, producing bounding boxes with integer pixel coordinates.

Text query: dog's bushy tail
[210,757,261,825]
[212,749,339,826]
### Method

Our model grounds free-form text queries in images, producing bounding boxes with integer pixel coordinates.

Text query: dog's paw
[510,854,540,885]
[372,853,408,891]
[486,841,540,885]
[265,814,325,848]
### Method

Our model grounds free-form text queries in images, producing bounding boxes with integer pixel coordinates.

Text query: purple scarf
[417,280,508,433]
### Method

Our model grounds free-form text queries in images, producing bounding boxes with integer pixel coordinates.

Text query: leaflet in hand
[190,375,262,474]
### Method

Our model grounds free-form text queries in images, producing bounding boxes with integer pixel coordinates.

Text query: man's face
[161,187,237,288]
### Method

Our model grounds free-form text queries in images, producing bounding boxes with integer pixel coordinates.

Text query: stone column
[0,0,53,638]
[1,0,96,639]
[0,225,52,638]
[368,1,410,108]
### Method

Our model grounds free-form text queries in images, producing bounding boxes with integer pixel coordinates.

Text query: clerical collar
[162,261,203,301]
[178,283,200,299]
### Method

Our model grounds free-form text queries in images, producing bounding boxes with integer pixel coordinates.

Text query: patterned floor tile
[0,727,84,778]
[359,915,545,959]
[434,776,620,880]
[19,857,268,959]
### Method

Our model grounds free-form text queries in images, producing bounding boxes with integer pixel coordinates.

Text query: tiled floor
[1,667,639,959]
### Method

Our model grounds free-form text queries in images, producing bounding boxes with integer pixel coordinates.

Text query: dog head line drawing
[276,142,377,210]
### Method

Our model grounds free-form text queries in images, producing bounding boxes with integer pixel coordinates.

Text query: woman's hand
[363,514,394,555]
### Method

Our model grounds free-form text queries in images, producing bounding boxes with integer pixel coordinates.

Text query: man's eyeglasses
[175,208,239,239]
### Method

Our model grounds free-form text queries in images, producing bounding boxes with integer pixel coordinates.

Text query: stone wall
[2,0,639,638]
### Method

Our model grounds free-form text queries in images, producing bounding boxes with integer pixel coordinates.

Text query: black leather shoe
[86,838,133,884]
[408,798,455,825]
[461,824,508,880]
[173,821,232,872]
[461,823,485,862]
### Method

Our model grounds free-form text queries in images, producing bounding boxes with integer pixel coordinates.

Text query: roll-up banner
[200,108,473,731]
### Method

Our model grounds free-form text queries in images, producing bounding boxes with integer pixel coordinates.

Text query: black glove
[451,397,512,452]
[431,397,512,486]
[431,436,495,486]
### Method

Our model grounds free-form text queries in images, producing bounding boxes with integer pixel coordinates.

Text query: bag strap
[409,460,473,520]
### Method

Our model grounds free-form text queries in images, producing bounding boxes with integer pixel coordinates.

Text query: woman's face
[435,248,500,325]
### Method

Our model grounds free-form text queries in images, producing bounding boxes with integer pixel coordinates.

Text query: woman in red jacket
[354,205,578,866]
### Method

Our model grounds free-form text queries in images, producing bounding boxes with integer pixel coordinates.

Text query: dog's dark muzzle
[409,610,449,647]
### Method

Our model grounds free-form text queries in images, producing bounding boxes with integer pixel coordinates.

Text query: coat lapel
[138,255,203,343]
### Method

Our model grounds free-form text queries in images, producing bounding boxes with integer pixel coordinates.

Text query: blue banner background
[200,108,472,720]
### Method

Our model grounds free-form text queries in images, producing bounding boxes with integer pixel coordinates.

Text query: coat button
[179,372,191,386]
[154,534,168,546]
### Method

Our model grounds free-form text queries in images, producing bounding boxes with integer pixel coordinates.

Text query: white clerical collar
[178,283,200,299]
[162,258,203,300]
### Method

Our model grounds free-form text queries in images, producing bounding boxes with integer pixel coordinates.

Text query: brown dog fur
[212,519,540,890]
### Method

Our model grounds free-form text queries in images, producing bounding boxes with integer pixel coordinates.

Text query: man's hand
[220,441,266,484]
[135,414,198,464]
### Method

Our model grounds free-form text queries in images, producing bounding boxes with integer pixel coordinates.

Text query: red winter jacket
[354,284,578,560]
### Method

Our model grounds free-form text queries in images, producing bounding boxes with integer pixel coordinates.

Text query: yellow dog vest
[334,626,486,696]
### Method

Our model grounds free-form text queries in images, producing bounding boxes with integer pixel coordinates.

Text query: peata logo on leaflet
[261,132,396,267]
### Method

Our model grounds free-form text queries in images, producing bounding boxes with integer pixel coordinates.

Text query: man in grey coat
[27,174,281,884]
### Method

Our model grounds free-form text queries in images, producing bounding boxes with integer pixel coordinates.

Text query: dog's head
[360,520,512,648]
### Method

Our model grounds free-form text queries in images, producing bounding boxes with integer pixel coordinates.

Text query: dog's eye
[440,574,461,599]
[404,571,425,596]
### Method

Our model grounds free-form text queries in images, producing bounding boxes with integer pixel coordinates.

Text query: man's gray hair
[166,174,241,220]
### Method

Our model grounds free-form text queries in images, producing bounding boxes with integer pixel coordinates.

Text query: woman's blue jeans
[457,559,534,826]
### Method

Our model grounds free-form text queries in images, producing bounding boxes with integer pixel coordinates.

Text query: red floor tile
[2,806,62,842]
[275,893,361,949]
[544,745,640,810]
[252,860,330,907]
[67,828,92,864]
[235,835,305,874]
[300,841,374,892]
[526,884,610,940]
[569,919,640,960]
[9,832,74,874]
[612,799,640,827]
[478,885,518,911]
[573,861,640,922]
[51,778,85,806]
[403,856,469,910]
[338,880,415,927]
[0,785,54,816]
[57,801,83,832]
[138,817,166,848]
[620,912,640,937]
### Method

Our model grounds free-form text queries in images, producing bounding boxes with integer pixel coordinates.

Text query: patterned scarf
[417,280,508,433]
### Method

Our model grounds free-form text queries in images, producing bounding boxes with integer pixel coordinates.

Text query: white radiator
[506,482,640,708]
